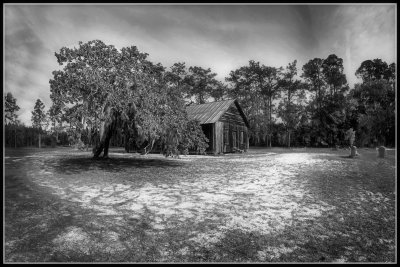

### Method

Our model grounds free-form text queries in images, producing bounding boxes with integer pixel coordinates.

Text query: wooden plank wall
[218,105,249,153]
[196,105,249,154]
[220,106,247,126]
[214,121,224,154]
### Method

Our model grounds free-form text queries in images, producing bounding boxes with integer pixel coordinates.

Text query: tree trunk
[124,132,130,153]
[14,126,17,148]
[93,121,110,158]
[38,132,41,148]
[143,139,155,155]
[269,97,273,148]
[287,130,291,148]
[93,106,116,158]
[103,131,112,158]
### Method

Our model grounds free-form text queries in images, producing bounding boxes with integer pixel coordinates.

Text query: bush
[41,134,56,147]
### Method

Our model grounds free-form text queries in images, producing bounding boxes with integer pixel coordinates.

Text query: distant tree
[225,63,253,112]
[352,79,395,146]
[47,103,64,144]
[226,61,261,144]
[355,59,375,83]
[5,92,20,125]
[322,54,347,96]
[277,60,307,147]
[226,60,281,146]
[345,128,356,147]
[302,58,325,92]
[259,65,282,147]
[210,80,228,102]
[31,99,47,148]
[270,122,286,146]
[184,66,219,104]
[165,62,191,101]
[302,58,325,114]
[301,58,327,144]
[351,59,395,146]
[305,54,349,146]
[353,59,395,146]
[340,93,359,144]
[355,58,394,83]
[4,92,21,148]
[323,92,350,146]
[386,63,396,84]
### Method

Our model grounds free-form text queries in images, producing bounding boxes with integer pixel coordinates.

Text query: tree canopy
[355,59,395,83]
[31,98,47,148]
[225,60,282,146]
[5,92,20,125]
[49,40,208,157]
[277,60,307,147]
[31,99,47,130]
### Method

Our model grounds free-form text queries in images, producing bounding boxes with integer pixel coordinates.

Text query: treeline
[4,40,396,150]
[158,56,395,147]
[4,124,71,148]
[4,94,70,148]
[223,57,396,147]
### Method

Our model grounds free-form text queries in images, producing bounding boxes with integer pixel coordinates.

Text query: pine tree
[31,99,47,148]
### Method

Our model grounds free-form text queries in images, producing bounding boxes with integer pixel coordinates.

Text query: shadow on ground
[51,156,185,175]
[5,166,161,262]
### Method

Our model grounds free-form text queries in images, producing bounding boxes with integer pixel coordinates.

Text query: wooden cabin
[186,99,250,154]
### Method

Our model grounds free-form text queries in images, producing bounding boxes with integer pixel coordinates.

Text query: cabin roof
[186,99,249,127]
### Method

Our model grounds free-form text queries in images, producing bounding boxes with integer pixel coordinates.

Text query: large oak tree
[50,40,207,158]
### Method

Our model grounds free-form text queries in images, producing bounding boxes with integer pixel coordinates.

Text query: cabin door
[201,124,213,152]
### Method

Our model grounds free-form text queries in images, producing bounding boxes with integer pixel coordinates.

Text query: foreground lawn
[4,147,396,262]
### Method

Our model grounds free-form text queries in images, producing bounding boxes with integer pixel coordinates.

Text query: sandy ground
[4,147,396,262]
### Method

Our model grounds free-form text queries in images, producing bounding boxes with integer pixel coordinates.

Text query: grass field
[4,146,396,262]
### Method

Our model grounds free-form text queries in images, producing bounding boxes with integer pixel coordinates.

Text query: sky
[4,4,396,126]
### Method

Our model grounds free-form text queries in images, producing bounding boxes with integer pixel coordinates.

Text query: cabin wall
[218,106,249,153]
[199,105,249,154]
[220,106,246,126]
[224,123,248,152]
[214,121,224,154]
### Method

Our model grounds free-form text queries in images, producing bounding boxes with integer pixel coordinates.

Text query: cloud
[306,5,396,86]
[4,4,396,126]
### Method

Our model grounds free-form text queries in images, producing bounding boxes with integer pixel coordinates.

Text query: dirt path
[4,148,396,262]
